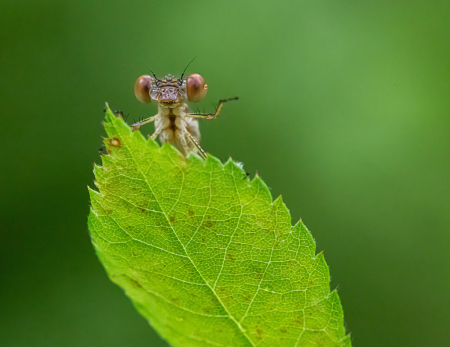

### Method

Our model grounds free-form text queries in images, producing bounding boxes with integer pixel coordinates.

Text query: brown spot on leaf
[244,296,251,301]
[130,278,142,288]
[170,216,175,222]
[106,209,113,215]
[188,209,195,216]
[280,328,287,333]
[227,253,236,261]
[295,316,304,325]
[141,208,146,212]
[256,329,263,340]
[109,138,121,148]
[205,220,213,228]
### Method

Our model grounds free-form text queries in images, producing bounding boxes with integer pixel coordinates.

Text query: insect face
[153,74,186,105]
[134,73,208,106]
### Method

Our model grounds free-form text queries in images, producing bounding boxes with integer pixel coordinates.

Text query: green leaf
[88,107,352,347]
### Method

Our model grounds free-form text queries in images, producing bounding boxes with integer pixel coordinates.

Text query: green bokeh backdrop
[1,1,449,346]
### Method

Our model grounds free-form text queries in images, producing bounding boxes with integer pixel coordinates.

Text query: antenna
[146,65,158,79]
[136,58,158,79]
[180,56,196,80]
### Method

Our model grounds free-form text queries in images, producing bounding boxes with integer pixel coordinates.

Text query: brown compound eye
[186,74,207,103]
[134,75,152,103]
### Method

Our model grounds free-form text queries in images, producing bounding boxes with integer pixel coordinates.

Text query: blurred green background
[1,0,449,346]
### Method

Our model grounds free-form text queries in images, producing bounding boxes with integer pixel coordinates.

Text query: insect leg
[150,121,165,140]
[176,129,191,156]
[131,115,157,131]
[185,131,207,159]
[186,97,238,120]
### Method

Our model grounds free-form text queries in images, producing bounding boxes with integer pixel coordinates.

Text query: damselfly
[132,67,237,159]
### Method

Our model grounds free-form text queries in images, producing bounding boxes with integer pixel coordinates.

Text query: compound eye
[186,74,207,103]
[134,75,152,103]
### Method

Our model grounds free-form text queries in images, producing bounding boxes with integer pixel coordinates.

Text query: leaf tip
[87,186,101,199]
[224,159,246,178]
[103,104,134,139]
[317,250,326,261]
[145,133,160,149]
[205,153,223,168]
[104,104,115,122]
[273,194,283,206]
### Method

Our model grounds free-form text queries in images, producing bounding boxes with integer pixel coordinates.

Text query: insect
[132,66,238,159]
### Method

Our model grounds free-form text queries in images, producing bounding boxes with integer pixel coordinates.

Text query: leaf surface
[88,108,351,347]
